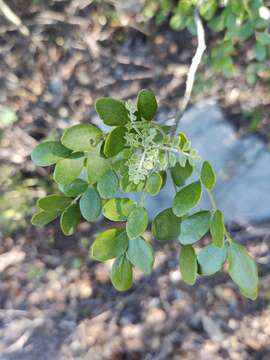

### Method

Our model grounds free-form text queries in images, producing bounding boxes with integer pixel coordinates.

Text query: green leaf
[210,209,225,248]
[127,237,154,274]
[87,150,111,184]
[31,141,71,167]
[255,42,267,62]
[170,161,193,187]
[103,198,136,221]
[200,161,216,190]
[111,255,133,291]
[79,187,102,221]
[197,244,227,275]
[173,181,202,217]
[137,89,158,121]
[54,153,84,185]
[152,208,180,241]
[59,179,88,197]
[60,203,81,236]
[61,124,102,151]
[91,229,128,261]
[228,241,258,300]
[179,210,211,245]
[37,195,72,212]
[238,20,254,41]
[179,245,197,285]
[96,97,129,126]
[31,210,59,226]
[126,207,148,239]
[120,174,144,193]
[146,172,163,196]
[103,127,127,157]
[97,170,119,199]
[200,0,217,20]
[256,31,270,45]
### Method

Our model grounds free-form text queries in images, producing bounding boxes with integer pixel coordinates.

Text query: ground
[0,1,270,359]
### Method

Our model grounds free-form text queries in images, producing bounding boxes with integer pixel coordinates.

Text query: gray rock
[144,100,270,224]
[94,100,270,225]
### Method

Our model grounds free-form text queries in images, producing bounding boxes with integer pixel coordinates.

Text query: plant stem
[171,0,206,136]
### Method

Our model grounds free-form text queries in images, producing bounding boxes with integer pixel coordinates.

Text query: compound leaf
[146,172,163,196]
[179,210,211,245]
[31,210,59,226]
[79,187,102,221]
[54,153,84,185]
[59,179,88,197]
[104,126,127,157]
[152,208,180,241]
[210,209,225,248]
[111,255,133,291]
[61,124,102,151]
[103,198,136,221]
[126,207,148,239]
[31,141,71,167]
[179,245,197,285]
[91,229,128,261]
[60,203,81,236]
[38,195,72,212]
[87,150,111,184]
[200,161,216,190]
[197,244,227,275]
[96,97,129,126]
[137,89,158,121]
[171,161,193,187]
[228,241,258,300]
[97,170,119,199]
[127,237,154,274]
[173,181,202,217]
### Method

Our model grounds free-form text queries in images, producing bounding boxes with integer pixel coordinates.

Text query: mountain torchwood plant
[31,89,258,299]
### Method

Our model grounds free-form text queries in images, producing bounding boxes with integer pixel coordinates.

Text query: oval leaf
[111,255,133,291]
[38,195,72,212]
[96,97,129,126]
[87,150,111,184]
[54,153,84,185]
[31,141,71,167]
[197,244,227,275]
[146,173,163,196]
[120,174,144,193]
[104,127,127,157]
[103,198,136,221]
[60,203,81,236]
[173,181,202,217]
[228,241,258,300]
[59,179,88,197]
[179,245,197,285]
[79,187,102,222]
[200,161,216,190]
[210,209,225,248]
[61,124,102,151]
[97,170,119,199]
[171,161,193,187]
[127,237,154,274]
[31,210,59,226]
[126,207,148,240]
[179,210,211,245]
[91,229,128,261]
[137,89,158,121]
[152,208,180,241]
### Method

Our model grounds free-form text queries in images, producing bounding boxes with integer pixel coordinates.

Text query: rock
[145,100,270,225]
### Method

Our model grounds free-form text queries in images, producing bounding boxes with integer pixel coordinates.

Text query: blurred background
[1,1,270,359]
